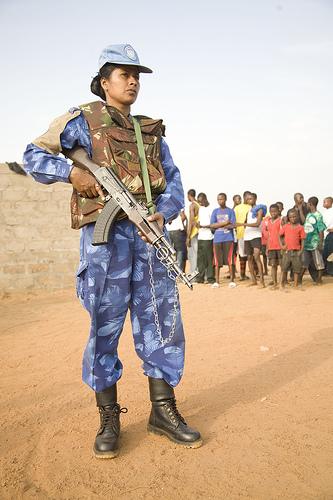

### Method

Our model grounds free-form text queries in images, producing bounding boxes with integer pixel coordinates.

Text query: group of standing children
[169,190,332,289]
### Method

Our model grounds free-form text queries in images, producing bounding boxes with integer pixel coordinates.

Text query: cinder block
[51,261,77,274]
[30,250,60,261]
[0,172,14,189]
[53,183,72,192]
[2,264,25,274]
[13,201,39,215]
[53,273,76,288]
[8,180,31,190]
[33,274,53,287]
[2,188,19,202]
[2,275,35,290]
[0,240,25,252]
[51,191,72,202]
[2,214,21,226]
[2,189,26,202]
[53,238,79,251]
[12,226,40,240]
[0,226,17,241]
[0,253,26,264]
[0,165,10,174]
[25,239,50,251]
[28,263,50,273]
[26,190,51,201]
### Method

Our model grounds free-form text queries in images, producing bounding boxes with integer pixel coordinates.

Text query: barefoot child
[279,209,306,288]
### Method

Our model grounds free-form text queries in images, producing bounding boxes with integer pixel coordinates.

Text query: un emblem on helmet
[124,45,136,61]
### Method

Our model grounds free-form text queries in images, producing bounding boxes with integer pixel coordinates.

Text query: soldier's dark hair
[308,196,318,207]
[90,63,117,101]
[187,189,196,197]
[243,190,251,198]
[270,204,279,210]
[218,192,227,198]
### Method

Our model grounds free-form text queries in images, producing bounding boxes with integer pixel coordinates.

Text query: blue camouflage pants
[77,220,185,393]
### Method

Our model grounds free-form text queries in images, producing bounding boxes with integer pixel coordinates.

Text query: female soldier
[24,44,201,458]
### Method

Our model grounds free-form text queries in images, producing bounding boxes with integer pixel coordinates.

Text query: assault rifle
[63,147,198,290]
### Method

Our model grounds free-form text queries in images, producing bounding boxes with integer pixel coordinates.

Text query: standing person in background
[167,209,187,272]
[276,201,284,215]
[233,194,241,208]
[209,193,236,288]
[232,194,242,274]
[261,213,269,277]
[234,191,251,280]
[302,197,326,284]
[186,189,200,275]
[322,197,333,276]
[262,204,281,289]
[279,209,306,289]
[276,201,287,225]
[287,193,308,281]
[196,193,215,284]
[293,193,309,225]
[241,193,266,288]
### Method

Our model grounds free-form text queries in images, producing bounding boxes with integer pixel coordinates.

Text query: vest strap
[133,116,156,215]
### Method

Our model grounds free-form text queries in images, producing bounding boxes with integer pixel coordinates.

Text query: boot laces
[99,403,128,432]
[165,399,186,425]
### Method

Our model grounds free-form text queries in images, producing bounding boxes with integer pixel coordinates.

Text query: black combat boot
[94,384,128,459]
[147,377,202,448]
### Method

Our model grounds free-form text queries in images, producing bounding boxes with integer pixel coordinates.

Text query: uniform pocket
[76,260,89,303]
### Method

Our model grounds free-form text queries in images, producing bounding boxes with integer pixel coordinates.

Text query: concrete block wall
[0,164,80,293]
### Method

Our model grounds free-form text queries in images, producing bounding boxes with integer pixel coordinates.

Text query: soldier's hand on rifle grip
[69,165,105,199]
[138,212,165,242]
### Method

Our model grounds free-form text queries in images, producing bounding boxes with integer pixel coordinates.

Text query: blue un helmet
[98,44,153,73]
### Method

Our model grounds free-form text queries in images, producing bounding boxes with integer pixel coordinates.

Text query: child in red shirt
[262,204,281,288]
[279,209,306,288]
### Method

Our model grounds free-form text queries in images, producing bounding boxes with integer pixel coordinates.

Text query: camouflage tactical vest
[70,101,167,229]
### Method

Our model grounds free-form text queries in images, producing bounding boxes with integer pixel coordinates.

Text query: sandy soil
[1,275,333,500]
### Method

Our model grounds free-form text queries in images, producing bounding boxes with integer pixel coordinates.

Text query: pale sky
[1,0,332,210]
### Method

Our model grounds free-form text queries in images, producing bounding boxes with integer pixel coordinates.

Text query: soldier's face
[102,66,140,107]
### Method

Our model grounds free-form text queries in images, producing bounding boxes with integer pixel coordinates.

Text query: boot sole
[93,446,119,459]
[147,424,203,449]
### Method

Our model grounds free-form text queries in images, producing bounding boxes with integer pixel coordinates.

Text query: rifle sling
[133,117,156,215]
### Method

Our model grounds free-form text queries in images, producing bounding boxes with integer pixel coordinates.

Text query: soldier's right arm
[23,111,91,185]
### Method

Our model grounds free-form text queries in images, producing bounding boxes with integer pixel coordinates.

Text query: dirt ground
[1,274,333,500]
